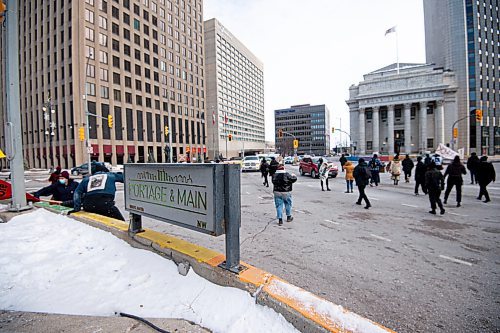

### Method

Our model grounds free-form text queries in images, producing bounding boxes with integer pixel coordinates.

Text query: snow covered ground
[0,209,299,333]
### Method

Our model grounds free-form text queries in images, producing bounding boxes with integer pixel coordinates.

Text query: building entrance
[394,130,405,155]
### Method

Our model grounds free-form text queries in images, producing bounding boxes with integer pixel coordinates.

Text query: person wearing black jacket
[425,162,445,215]
[443,156,467,207]
[33,171,79,207]
[402,154,414,183]
[476,156,496,203]
[339,154,347,172]
[467,152,480,184]
[272,164,297,225]
[259,158,269,187]
[268,157,279,177]
[353,158,372,209]
[414,156,427,195]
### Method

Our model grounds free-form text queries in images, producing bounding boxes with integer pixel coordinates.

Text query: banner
[435,143,458,160]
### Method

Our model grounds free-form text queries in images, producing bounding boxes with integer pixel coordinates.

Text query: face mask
[58,179,66,185]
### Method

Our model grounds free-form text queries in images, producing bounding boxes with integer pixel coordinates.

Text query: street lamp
[43,97,56,168]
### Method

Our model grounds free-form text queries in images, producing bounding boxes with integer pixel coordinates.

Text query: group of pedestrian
[33,163,125,221]
[260,156,279,187]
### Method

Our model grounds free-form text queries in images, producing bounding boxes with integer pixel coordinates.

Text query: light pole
[84,51,93,175]
[225,111,228,159]
[42,97,56,168]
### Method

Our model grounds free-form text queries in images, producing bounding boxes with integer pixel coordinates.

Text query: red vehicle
[299,156,338,178]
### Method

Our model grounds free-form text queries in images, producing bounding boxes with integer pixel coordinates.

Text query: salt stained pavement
[0,209,299,333]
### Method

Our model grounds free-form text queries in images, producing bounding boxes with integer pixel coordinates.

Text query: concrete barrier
[27,202,396,333]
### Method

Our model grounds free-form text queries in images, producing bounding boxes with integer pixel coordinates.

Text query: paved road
[20,164,500,333]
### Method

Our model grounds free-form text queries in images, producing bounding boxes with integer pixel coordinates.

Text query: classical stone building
[347,63,458,156]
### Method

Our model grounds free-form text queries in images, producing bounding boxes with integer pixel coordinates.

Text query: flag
[212,110,215,125]
[385,26,396,36]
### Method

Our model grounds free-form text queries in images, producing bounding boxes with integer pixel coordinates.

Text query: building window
[395,109,402,118]
[427,105,434,115]
[134,19,140,30]
[427,138,434,148]
[86,64,95,77]
[98,16,107,29]
[366,111,373,120]
[100,68,108,81]
[112,56,120,68]
[86,82,96,96]
[99,33,107,46]
[367,141,372,150]
[99,50,108,64]
[101,86,109,99]
[113,89,121,101]
[85,9,95,23]
[112,72,120,84]
[85,27,95,41]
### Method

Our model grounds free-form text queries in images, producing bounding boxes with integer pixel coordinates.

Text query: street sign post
[124,163,243,272]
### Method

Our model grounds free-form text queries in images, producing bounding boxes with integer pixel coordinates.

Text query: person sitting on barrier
[33,171,78,207]
[70,163,125,220]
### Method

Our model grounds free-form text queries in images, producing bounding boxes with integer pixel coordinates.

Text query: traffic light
[79,127,85,141]
[278,129,283,138]
[475,109,483,122]
[164,125,169,136]
[331,127,335,134]
[453,128,458,139]
[228,134,232,141]
[107,115,113,128]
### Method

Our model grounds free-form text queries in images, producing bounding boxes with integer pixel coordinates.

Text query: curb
[31,202,396,333]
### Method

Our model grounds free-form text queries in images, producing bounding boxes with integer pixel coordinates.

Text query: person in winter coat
[33,171,79,207]
[71,164,125,220]
[424,153,432,166]
[344,160,355,193]
[369,154,383,186]
[387,154,402,185]
[425,162,445,215]
[443,156,467,207]
[476,156,496,203]
[339,154,347,172]
[272,164,297,225]
[319,162,331,191]
[260,158,269,187]
[414,156,427,195]
[268,157,279,177]
[402,154,414,183]
[353,158,372,209]
[48,166,62,184]
[467,152,480,184]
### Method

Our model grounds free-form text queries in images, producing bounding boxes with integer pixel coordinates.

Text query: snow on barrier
[30,202,396,333]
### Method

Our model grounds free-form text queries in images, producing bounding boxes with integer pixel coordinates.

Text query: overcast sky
[203,0,426,144]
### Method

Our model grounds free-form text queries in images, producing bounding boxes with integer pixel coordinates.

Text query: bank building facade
[347,63,459,156]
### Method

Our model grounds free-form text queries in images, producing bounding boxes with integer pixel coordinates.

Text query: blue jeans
[274,192,292,219]
[346,180,353,191]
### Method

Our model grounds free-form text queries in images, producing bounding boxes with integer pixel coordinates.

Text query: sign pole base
[129,213,144,234]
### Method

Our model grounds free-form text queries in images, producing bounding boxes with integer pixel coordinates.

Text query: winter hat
[358,158,365,164]
[59,171,70,180]
[277,164,285,170]
[56,166,62,171]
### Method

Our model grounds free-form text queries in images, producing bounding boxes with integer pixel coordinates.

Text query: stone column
[404,103,412,154]
[358,108,366,155]
[419,102,427,152]
[387,105,395,155]
[436,100,445,146]
[372,106,380,153]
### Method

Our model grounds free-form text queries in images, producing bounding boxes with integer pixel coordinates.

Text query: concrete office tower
[0,0,206,169]
[275,104,331,156]
[424,0,499,155]
[204,18,265,160]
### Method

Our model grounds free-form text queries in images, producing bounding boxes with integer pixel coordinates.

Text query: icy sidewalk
[0,209,299,333]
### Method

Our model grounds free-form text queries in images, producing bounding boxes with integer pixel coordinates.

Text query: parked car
[241,156,261,172]
[284,156,293,164]
[71,161,107,176]
[225,156,243,166]
[299,156,338,178]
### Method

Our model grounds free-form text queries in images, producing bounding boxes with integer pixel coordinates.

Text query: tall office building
[424,0,499,155]
[204,18,265,159]
[0,0,206,169]
[275,104,330,156]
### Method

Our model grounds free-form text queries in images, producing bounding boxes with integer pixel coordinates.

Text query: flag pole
[396,27,400,74]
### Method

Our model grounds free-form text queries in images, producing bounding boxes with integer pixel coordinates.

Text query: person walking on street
[268,157,279,178]
[369,154,383,186]
[402,154,414,183]
[71,163,125,220]
[344,160,355,193]
[33,171,79,207]
[424,153,432,167]
[414,156,427,195]
[272,164,297,225]
[260,158,269,187]
[48,166,62,184]
[353,158,372,209]
[443,156,467,207]
[476,156,496,203]
[425,162,445,215]
[339,154,347,172]
[388,154,402,185]
[319,162,331,191]
[467,152,480,184]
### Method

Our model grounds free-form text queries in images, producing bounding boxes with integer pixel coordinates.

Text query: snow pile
[0,209,299,333]
[267,279,388,333]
